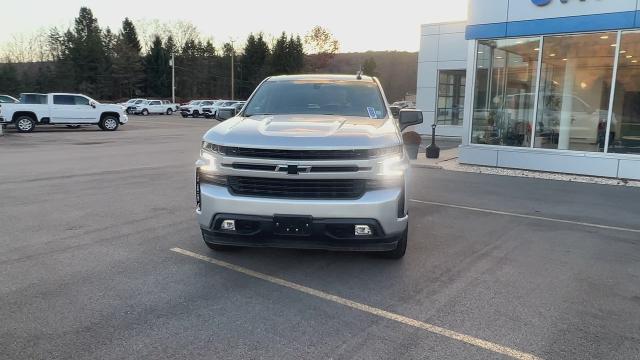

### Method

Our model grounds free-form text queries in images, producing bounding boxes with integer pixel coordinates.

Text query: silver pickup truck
[195,74,423,259]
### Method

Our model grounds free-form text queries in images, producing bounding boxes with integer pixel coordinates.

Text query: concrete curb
[410,163,443,170]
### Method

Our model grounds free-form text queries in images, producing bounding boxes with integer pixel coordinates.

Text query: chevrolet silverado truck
[195,74,423,259]
[202,100,238,119]
[180,100,216,118]
[0,93,128,132]
[132,99,178,115]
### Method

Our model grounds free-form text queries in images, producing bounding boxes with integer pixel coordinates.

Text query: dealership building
[417,0,640,180]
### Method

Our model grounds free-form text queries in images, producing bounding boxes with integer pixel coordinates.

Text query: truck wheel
[15,115,36,133]
[381,228,407,259]
[192,110,200,118]
[142,109,149,116]
[99,116,119,131]
[166,108,173,115]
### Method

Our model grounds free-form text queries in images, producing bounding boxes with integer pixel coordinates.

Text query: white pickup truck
[132,100,179,115]
[180,100,216,118]
[0,93,128,132]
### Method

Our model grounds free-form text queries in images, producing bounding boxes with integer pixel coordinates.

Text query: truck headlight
[198,150,218,172]
[378,156,408,177]
[196,145,226,186]
[202,141,223,154]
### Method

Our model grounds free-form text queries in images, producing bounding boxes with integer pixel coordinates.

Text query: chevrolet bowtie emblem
[276,164,311,175]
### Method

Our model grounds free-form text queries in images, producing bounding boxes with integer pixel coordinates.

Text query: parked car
[132,99,179,115]
[120,98,145,107]
[0,94,18,103]
[215,101,246,121]
[195,74,423,259]
[180,100,216,118]
[203,100,238,119]
[122,99,147,114]
[391,101,415,109]
[0,93,128,132]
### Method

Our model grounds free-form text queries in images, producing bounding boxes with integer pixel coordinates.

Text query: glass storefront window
[471,37,540,146]
[437,70,465,125]
[535,32,617,152]
[610,31,640,155]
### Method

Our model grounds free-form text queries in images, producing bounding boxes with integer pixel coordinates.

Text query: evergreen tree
[144,35,170,97]
[270,32,289,75]
[0,63,20,95]
[286,35,305,74]
[242,33,269,97]
[164,35,177,57]
[111,18,144,99]
[68,7,108,97]
[121,18,141,54]
[112,36,144,98]
[362,57,377,77]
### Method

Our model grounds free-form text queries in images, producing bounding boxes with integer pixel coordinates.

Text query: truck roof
[20,92,88,96]
[267,74,376,82]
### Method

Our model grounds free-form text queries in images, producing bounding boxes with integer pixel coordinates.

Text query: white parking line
[170,247,542,360]
[410,199,640,234]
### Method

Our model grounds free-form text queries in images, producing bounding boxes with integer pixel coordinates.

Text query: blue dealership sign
[532,0,552,6]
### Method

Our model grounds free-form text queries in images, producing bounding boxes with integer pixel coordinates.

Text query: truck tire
[192,110,200,118]
[381,228,407,259]
[141,109,149,116]
[99,116,119,131]
[166,108,173,115]
[15,115,36,133]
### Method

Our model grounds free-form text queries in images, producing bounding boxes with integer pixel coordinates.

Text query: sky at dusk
[1,0,468,52]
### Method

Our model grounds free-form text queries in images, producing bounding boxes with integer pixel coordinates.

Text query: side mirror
[398,109,423,131]
[389,105,401,119]
[90,101,97,108]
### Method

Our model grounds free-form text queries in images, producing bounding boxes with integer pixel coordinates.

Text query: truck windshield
[243,80,387,119]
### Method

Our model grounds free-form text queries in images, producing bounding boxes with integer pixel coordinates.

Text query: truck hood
[98,103,125,112]
[202,114,401,149]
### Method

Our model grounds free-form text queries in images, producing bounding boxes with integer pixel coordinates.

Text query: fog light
[354,225,372,236]
[221,220,236,231]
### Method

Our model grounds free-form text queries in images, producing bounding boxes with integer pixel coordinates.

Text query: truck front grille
[220,147,371,160]
[228,177,366,199]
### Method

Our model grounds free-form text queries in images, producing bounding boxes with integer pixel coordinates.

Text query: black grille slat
[228,177,365,199]
[221,146,370,160]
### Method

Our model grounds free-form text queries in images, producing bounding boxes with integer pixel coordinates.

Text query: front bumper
[197,183,408,251]
[120,114,129,124]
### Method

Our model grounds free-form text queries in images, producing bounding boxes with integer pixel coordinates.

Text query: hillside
[308,51,418,103]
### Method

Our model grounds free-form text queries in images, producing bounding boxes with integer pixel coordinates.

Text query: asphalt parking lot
[1,116,639,360]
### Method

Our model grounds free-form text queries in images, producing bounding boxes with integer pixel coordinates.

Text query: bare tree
[134,19,202,53]
[0,28,52,62]
[303,26,340,72]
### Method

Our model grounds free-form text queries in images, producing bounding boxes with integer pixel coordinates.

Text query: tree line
[0,7,344,101]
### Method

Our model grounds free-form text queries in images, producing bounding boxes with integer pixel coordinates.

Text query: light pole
[170,53,176,103]
[230,40,235,100]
